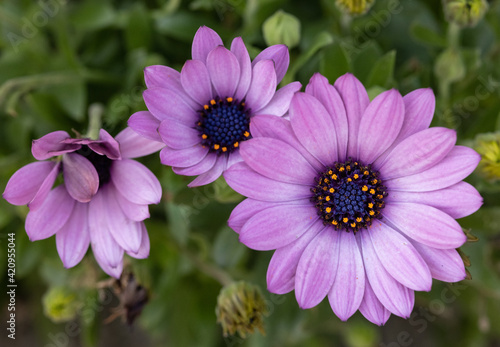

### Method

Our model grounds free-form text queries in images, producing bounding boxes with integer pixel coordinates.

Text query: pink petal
[359,280,391,326]
[306,73,349,161]
[328,231,365,321]
[245,60,277,112]
[295,228,340,309]
[252,44,289,84]
[187,154,227,187]
[224,162,313,202]
[386,181,482,219]
[88,129,121,160]
[172,152,217,176]
[377,127,456,178]
[230,37,252,101]
[382,202,466,249]
[126,222,150,259]
[257,81,302,117]
[267,220,324,294]
[411,241,466,282]
[239,203,318,251]
[229,199,281,234]
[357,89,405,164]
[158,118,200,150]
[62,153,99,203]
[28,161,61,211]
[181,59,213,105]
[289,92,338,166]
[333,73,369,158]
[397,88,435,143]
[386,146,481,192]
[110,159,162,205]
[26,185,75,241]
[191,26,223,62]
[127,111,162,142]
[93,247,123,279]
[116,127,164,159]
[143,87,197,124]
[116,189,150,222]
[207,46,240,98]
[358,231,415,318]
[160,144,209,168]
[240,137,317,185]
[3,161,57,206]
[56,202,90,268]
[32,131,80,160]
[369,221,432,291]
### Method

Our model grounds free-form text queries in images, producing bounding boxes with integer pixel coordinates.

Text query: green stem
[86,104,103,140]
[180,246,233,287]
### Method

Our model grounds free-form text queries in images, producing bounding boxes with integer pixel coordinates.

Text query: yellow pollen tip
[244,131,250,137]
[350,222,356,228]
[233,142,239,148]
[328,170,333,175]
[347,178,352,182]
[362,186,368,192]
[202,134,208,139]
[332,220,338,225]
[203,105,209,110]
[356,217,362,222]
[214,144,220,150]
[222,147,227,152]
[339,167,345,172]
[226,97,233,102]
[324,178,329,183]
[368,203,374,208]
[369,189,375,194]
[332,174,337,180]
[369,210,375,216]
[346,166,351,171]
[326,207,332,213]
[364,170,369,175]
[372,179,378,184]
[343,217,349,223]
[210,99,216,105]
[325,196,330,201]
[353,174,359,179]
[329,188,334,193]
[241,102,245,106]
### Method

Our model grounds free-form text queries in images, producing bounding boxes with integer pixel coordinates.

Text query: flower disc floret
[197,97,251,153]
[311,159,387,232]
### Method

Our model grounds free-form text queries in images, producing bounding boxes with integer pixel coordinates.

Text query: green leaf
[351,41,382,84]
[410,23,447,47]
[320,42,351,83]
[212,226,247,268]
[47,79,87,121]
[125,4,152,51]
[366,50,396,88]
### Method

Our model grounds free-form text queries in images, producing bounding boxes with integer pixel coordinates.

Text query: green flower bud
[336,0,376,16]
[263,10,301,49]
[215,281,268,338]
[434,48,466,84]
[42,286,82,323]
[474,132,500,182]
[443,0,489,28]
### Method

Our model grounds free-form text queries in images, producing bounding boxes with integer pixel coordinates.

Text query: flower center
[196,97,251,154]
[76,146,112,187]
[310,159,387,232]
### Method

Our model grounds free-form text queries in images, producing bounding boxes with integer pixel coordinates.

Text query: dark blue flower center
[76,145,112,187]
[311,159,387,232]
[196,97,251,154]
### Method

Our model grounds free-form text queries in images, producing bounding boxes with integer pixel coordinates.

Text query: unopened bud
[263,10,301,49]
[474,132,500,182]
[434,48,465,84]
[42,286,82,323]
[336,0,376,16]
[443,0,489,28]
[216,281,268,338]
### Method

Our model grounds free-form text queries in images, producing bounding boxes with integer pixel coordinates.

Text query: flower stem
[181,246,233,287]
[87,103,104,140]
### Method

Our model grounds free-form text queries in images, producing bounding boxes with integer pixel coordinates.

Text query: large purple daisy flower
[224,73,482,324]
[3,128,164,278]
[128,26,301,187]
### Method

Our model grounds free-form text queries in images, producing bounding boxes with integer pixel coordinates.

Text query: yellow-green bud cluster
[442,0,489,28]
[336,0,376,16]
[474,132,500,182]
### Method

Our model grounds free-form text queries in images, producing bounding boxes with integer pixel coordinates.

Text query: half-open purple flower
[224,73,482,325]
[3,128,164,278]
[128,26,301,187]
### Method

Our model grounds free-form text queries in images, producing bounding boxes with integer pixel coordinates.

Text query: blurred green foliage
[1,0,500,346]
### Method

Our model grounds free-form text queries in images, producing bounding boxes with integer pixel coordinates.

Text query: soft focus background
[1,0,500,346]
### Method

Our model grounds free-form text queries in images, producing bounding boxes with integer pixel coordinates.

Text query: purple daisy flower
[128,26,301,187]
[224,73,482,324]
[3,128,164,278]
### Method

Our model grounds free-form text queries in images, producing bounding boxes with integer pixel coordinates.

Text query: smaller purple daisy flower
[224,73,482,325]
[128,26,301,187]
[3,128,164,278]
